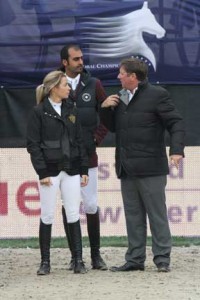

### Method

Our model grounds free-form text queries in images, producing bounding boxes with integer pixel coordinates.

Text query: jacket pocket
[41,140,63,162]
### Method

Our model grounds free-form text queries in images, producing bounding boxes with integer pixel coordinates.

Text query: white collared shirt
[127,87,138,102]
[66,74,80,91]
[48,98,62,116]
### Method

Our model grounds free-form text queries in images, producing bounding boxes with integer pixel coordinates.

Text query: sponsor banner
[0,147,199,238]
[0,0,200,87]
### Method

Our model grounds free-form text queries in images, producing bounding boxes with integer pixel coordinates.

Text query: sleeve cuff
[38,169,49,180]
[80,167,88,176]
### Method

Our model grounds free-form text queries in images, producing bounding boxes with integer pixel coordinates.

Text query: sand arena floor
[0,246,200,300]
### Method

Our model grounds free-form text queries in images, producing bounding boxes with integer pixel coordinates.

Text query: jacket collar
[138,78,148,89]
[42,97,58,114]
[42,97,73,118]
[118,79,148,105]
[75,68,91,93]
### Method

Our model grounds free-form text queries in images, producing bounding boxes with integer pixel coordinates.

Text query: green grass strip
[0,236,200,249]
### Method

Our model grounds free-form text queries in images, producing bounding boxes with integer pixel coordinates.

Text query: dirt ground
[0,246,200,300]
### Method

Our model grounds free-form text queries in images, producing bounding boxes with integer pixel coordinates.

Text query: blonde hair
[36,70,66,104]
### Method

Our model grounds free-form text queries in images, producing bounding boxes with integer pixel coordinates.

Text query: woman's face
[52,76,71,101]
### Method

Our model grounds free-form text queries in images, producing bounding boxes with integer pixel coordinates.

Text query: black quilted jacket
[27,97,88,179]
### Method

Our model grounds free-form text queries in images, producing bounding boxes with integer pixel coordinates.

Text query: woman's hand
[40,177,52,186]
[81,175,89,187]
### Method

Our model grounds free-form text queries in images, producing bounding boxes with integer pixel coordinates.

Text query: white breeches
[81,167,98,214]
[39,171,81,224]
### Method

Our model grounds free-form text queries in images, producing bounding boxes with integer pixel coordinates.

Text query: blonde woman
[27,71,89,275]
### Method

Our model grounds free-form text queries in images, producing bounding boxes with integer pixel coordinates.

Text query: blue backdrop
[0,0,199,87]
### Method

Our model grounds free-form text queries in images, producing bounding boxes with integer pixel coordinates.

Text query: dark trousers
[121,175,171,266]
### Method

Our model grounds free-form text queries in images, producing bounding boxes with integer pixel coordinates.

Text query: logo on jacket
[68,114,76,124]
[82,93,91,102]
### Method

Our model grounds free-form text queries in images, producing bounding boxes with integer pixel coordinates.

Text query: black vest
[68,72,99,156]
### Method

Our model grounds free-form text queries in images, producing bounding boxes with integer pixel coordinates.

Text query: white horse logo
[79,2,165,70]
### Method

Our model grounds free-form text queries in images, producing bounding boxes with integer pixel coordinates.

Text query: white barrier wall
[0,147,199,238]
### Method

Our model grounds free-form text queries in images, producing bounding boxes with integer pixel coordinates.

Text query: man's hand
[170,155,183,169]
[101,94,120,108]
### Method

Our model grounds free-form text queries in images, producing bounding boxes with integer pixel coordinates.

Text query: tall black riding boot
[87,209,108,270]
[68,220,87,274]
[37,220,52,275]
[62,206,74,270]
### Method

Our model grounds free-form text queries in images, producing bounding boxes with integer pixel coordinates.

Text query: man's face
[117,66,138,91]
[63,48,84,77]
